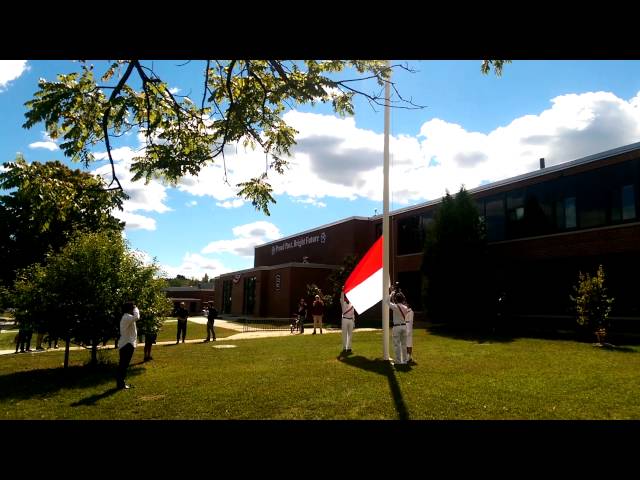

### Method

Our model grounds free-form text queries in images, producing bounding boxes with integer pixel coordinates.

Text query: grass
[1,319,235,351]
[1,327,639,419]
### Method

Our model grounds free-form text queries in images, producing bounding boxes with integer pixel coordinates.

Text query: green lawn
[1,319,235,351]
[1,328,639,419]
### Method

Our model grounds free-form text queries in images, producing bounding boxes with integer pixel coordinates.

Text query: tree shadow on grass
[427,323,518,344]
[338,354,410,420]
[0,363,144,403]
[428,323,640,351]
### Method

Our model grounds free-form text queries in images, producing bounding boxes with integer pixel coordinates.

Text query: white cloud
[94,89,640,232]
[159,253,232,279]
[28,131,59,151]
[201,220,282,257]
[169,87,180,94]
[0,60,28,91]
[28,141,58,151]
[292,197,327,208]
[186,200,198,207]
[181,90,637,208]
[215,199,244,209]
[112,210,157,231]
[91,146,171,231]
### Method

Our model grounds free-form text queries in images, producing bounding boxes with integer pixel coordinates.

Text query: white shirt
[340,292,355,319]
[119,306,140,349]
[389,301,409,326]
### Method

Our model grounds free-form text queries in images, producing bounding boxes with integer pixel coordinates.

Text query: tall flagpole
[382,61,391,361]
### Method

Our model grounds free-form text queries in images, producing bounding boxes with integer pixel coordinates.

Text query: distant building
[164,285,215,314]
[215,142,640,327]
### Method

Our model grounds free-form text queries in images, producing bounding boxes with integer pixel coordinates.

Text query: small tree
[421,187,490,326]
[13,231,171,367]
[570,265,615,345]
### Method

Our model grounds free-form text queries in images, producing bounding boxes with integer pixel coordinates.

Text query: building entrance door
[222,280,232,314]
[243,276,256,314]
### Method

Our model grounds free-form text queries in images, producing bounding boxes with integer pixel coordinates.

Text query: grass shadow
[595,343,638,353]
[339,354,410,420]
[0,363,144,402]
[70,387,121,406]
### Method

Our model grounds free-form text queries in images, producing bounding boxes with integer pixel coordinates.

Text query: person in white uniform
[404,300,414,363]
[388,291,409,365]
[340,288,355,355]
[116,301,139,390]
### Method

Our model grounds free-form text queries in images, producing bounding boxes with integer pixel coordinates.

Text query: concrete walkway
[0,316,378,356]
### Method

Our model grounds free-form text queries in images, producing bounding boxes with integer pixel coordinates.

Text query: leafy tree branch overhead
[23,60,509,215]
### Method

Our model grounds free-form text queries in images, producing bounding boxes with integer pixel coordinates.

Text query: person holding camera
[117,301,139,390]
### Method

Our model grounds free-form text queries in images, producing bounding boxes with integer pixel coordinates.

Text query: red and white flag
[344,236,385,314]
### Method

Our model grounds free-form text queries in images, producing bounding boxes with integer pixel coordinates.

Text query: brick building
[164,285,215,314]
[214,142,640,326]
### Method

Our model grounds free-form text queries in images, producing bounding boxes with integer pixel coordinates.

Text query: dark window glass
[577,169,607,228]
[222,280,232,314]
[565,197,577,229]
[485,195,505,242]
[243,276,256,314]
[506,189,525,239]
[522,182,554,236]
[622,184,636,220]
[397,215,421,255]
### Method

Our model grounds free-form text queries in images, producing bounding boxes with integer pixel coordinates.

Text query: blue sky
[3,60,640,279]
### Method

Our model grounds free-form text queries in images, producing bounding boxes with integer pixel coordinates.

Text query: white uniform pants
[342,317,354,350]
[406,319,413,348]
[392,325,407,364]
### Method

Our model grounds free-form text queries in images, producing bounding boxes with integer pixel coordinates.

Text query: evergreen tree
[421,187,490,326]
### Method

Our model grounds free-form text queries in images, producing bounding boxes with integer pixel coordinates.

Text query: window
[485,195,505,242]
[622,184,636,220]
[243,276,256,314]
[397,214,430,255]
[564,197,577,229]
[506,189,525,239]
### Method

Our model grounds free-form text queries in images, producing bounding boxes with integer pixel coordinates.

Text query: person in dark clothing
[296,298,307,334]
[15,321,33,353]
[311,295,325,334]
[176,302,189,344]
[205,302,218,342]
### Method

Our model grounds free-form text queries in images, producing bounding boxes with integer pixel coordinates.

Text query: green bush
[570,265,614,343]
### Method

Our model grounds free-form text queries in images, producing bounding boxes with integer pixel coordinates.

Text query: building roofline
[214,262,340,280]
[255,216,371,249]
[373,141,640,219]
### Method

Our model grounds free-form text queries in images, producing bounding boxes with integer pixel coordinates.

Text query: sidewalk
[0,317,377,356]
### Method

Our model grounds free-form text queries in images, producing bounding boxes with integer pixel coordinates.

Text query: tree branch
[101,61,136,190]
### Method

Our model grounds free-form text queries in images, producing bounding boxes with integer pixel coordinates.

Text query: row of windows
[395,158,640,254]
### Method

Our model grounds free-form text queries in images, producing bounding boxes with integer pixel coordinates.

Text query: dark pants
[206,320,216,340]
[177,320,187,342]
[116,343,134,388]
[18,331,32,352]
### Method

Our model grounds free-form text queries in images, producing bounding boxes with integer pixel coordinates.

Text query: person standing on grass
[176,302,188,344]
[388,291,409,365]
[296,298,307,334]
[340,288,355,355]
[205,301,218,342]
[143,321,159,362]
[311,294,324,335]
[403,298,415,363]
[116,301,139,390]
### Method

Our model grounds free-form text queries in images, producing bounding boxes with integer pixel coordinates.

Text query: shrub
[570,265,614,343]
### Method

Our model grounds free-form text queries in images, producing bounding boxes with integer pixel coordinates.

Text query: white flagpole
[382,61,391,361]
